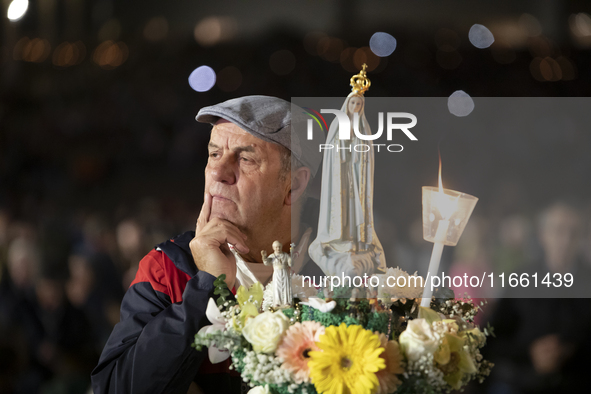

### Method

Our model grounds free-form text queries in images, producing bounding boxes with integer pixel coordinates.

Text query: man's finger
[196,192,212,231]
[221,229,249,254]
[199,219,249,254]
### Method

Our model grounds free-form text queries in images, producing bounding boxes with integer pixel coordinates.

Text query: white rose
[242,311,289,353]
[399,318,439,361]
[248,385,270,394]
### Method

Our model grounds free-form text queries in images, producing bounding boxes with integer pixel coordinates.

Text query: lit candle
[420,156,478,308]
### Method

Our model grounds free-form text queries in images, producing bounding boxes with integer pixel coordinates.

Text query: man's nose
[208,155,236,184]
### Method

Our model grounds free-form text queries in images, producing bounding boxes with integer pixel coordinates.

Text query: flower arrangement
[194,271,493,394]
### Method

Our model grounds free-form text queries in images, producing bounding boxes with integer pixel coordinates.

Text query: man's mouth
[211,195,235,204]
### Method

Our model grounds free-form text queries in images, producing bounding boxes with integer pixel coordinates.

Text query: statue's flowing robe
[266,253,292,305]
[308,93,386,275]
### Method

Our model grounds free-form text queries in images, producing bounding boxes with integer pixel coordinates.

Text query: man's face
[205,121,288,234]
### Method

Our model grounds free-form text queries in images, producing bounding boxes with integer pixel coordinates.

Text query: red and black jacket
[91,229,323,393]
[91,231,241,393]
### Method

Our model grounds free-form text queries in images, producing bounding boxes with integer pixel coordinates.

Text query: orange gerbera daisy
[376,333,404,394]
[276,321,325,383]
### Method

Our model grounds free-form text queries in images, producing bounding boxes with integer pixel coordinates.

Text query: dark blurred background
[2,0,591,393]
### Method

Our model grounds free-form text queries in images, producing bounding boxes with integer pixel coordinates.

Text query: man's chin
[210,210,241,227]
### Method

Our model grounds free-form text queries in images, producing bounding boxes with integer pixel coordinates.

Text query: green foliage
[281,307,296,320]
[298,300,390,336]
[268,382,317,394]
[213,274,235,307]
[396,376,442,394]
[365,311,390,334]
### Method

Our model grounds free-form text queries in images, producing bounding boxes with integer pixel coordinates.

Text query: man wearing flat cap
[91,96,323,394]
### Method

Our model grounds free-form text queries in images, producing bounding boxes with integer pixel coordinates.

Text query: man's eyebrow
[233,146,256,154]
[207,143,256,153]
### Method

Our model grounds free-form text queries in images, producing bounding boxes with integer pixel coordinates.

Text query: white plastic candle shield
[420,182,478,307]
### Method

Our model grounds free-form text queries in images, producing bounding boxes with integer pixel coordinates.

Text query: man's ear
[285,167,311,206]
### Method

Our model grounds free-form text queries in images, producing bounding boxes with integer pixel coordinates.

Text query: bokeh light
[12,37,29,60]
[269,50,296,76]
[569,13,591,47]
[369,32,396,57]
[468,24,494,49]
[144,17,169,42]
[7,0,28,22]
[93,41,128,69]
[448,90,474,117]
[194,16,236,47]
[353,47,380,71]
[53,41,86,67]
[188,66,216,92]
[529,57,544,81]
[53,42,75,67]
[217,66,242,92]
[573,13,591,37]
[530,57,566,82]
[13,37,51,62]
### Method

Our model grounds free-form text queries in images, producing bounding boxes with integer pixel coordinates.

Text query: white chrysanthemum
[379,267,424,299]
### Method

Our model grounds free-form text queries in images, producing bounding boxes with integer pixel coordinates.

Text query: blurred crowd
[0,203,185,393]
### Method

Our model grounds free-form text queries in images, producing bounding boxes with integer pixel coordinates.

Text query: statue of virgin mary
[308,66,386,277]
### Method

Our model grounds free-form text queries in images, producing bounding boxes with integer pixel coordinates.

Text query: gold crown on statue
[350,63,371,95]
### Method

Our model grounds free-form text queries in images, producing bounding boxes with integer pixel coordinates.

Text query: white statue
[261,241,292,306]
[308,66,386,276]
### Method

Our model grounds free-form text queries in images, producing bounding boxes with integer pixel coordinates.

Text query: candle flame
[435,150,459,220]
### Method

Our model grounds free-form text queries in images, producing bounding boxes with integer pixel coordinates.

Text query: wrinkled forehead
[209,120,283,155]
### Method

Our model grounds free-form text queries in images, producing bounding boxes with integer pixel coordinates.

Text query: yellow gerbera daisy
[308,323,386,394]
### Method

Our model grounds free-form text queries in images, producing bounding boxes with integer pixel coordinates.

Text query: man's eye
[209,152,219,158]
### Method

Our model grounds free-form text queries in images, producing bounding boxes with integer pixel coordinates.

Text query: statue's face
[348,96,363,114]
[273,243,282,254]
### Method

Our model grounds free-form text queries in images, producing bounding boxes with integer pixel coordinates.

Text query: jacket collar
[156,231,198,277]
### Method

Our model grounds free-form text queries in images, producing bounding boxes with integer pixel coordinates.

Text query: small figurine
[261,241,293,307]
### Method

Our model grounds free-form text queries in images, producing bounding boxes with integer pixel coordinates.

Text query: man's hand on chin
[189,192,249,290]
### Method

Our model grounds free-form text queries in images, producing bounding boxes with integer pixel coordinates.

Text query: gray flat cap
[196,95,321,177]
